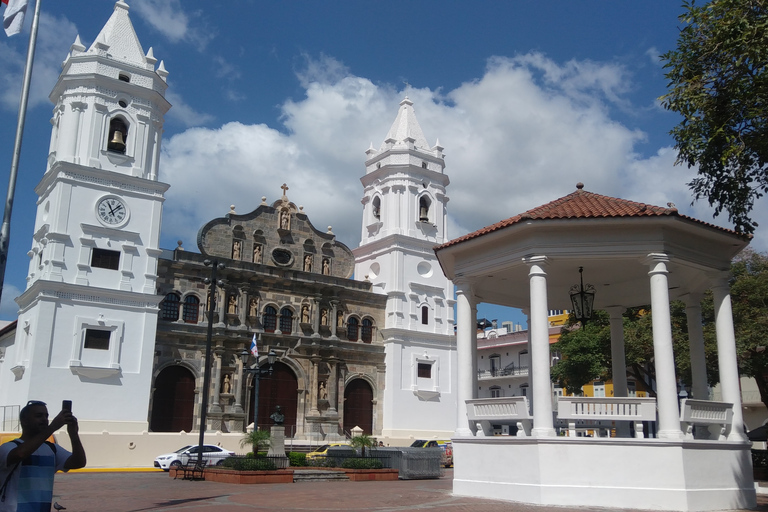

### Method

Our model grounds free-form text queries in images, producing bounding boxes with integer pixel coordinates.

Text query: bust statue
[270,405,284,425]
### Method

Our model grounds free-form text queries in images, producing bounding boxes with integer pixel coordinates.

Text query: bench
[175,458,208,480]
[465,396,532,436]
[679,399,733,440]
[557,397,657,438]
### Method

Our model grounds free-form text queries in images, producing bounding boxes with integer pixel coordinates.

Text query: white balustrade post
[684,293,709,401]
[645,254,683,439]
[711,273,748,441]
[455,280,476,436]
[524,256,555,437]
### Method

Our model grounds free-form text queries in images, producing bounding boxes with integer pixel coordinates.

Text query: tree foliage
[550,311,611,395]
[349,434,375,457]
[660,0,768,234]
[240,428,271,455]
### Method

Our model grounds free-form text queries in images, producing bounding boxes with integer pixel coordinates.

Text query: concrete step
[293,469,349,482]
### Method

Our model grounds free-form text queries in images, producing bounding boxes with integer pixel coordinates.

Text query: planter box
[170,467,294,484]
[344,468,399,481]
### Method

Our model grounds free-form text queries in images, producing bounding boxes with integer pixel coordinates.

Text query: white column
[711,273,748,441]
[310,357,320,414]
[684,293,709,401]
[455,281,476,436]
[606,306,629,437]
[645,254,683,439]
[525,256,555,437]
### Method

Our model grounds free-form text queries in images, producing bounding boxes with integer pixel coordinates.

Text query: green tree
[660,0,768,234]
[550,311,611,395]
[349,434,375,457]
[240,429,271,456]
[704,249,768,408]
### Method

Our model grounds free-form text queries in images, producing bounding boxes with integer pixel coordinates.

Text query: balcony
[478,364,529,380]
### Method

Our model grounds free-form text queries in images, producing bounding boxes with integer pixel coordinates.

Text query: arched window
[279,307,293,334]
[347,317,359,341]
[263,306,277,333]
[421,305,429,325]
[361,318,373,343]
[160,293,180,321]
[182,295,200,323]
[372,196,381,220]
[418,196,431,222]
[107,117,128,154]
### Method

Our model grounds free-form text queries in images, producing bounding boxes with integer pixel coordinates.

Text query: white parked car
[154,444,235,470]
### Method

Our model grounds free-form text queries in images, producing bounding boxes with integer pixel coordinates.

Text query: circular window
[119,100,128,108]
[369,262,380,279]
[271,248,294,266]
[417,261,433,278]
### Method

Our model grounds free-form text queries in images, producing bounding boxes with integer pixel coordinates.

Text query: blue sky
[0,1,765,325]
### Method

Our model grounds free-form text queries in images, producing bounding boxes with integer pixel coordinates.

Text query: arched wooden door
[343,379,373,435]
[150,365,195,432]
[249,361,298,434]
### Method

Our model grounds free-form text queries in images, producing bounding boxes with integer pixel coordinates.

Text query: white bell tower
[353,98,457,438]
[0,1,170,432]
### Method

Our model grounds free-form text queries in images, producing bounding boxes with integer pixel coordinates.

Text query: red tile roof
[436,183,749,250]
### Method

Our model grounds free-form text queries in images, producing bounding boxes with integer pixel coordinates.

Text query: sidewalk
[53,470,767,512]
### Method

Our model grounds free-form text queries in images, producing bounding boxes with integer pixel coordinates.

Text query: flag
[250,334,258,358]
[3,0,28,36]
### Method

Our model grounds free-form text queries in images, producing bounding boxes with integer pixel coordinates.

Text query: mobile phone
[62,400,72,412]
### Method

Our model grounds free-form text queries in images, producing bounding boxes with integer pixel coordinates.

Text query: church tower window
[118,73,130,83]
[372,196,381,220]
[107,117,128,154]
[361,318,373,343]
[419,196,430,222]
[279,307,293,334]
[421,306,429,325]
[91,248,120,270]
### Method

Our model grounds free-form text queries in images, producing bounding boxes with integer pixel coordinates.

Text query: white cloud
[157,53,768,257]
[0,284,21,319]
[131,0,213,51]
[165,90,215,128]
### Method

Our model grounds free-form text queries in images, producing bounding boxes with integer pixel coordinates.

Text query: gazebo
[435,184,755,511]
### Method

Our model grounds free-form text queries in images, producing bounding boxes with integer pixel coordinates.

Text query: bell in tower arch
[107,117,128,153]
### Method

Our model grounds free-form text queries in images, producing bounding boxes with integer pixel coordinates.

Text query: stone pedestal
[268,425,287,457]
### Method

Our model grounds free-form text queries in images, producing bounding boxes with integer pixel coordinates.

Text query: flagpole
[0,0,42,306]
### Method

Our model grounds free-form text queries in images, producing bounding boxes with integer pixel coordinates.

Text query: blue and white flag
[250,333,258,358]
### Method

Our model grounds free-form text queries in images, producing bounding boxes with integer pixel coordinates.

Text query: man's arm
[63,415,86,470]
[6,410,68,465]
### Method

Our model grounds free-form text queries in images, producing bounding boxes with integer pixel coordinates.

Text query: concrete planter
[344,468,399,481]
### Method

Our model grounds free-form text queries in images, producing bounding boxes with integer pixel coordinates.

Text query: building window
[160,293,180,321]
[84,329,110,350]
[421,306,428,325]
[279,307,293,334]
[592,381,606,397]
[347,317,359,341]
[627,381,637,397]
[118,73,130,82]
[91,248,120,270]
[182,296,200,324]
[490,354,501,376]
[418,196,430,222]
[490,386,502,398]
[361,318,373,343]
[263,306,277,333]
[418,363,431,379]
[520,384,528,397]
[372,197,381,220]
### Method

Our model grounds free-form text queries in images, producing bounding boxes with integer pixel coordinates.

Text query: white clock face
[97,197,128,226]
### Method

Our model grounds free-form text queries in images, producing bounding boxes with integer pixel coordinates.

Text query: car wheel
[170,460,181,468]
[216,460,224,466]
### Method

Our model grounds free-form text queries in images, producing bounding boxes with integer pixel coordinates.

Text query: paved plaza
[51,470,768,512]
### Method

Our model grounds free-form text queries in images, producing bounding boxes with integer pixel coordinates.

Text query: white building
[0,1,170,433]
[353,98,457,439]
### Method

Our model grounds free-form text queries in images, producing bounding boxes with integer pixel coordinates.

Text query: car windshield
[410,440,426,447]
[314,445,329,452]
[175,445,192,453]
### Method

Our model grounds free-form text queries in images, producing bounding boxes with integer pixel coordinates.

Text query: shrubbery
[222,457,277,471]
[340,457,383,470]
[288,452,306,467]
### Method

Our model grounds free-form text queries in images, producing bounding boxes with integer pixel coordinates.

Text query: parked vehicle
[410,439,453,467]
[153,444,235,470]
[305,443,347,462]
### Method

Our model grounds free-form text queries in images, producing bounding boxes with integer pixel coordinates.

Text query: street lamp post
[197,259,224,466]
[240,347,277,432]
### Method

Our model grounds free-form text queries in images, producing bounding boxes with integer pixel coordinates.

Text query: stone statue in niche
[301,304,310,324]
[228,295,237,314]
[249,298,258,317]
[322,258,330,275]
[253,244,261,263]
[321,308,328,326]
[319,381,328,400]
[207,291,217,312]
[337,311,344,327]
[280,210,290,230]
[232,240,241,260]
[303,254,312,272]
[222,374,231,394]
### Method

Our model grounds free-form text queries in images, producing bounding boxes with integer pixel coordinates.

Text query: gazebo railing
[466,396,532,436]
[556,396,657,438]
[679,399,733,440]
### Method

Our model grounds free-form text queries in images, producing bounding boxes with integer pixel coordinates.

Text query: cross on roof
[280,183,289,197]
